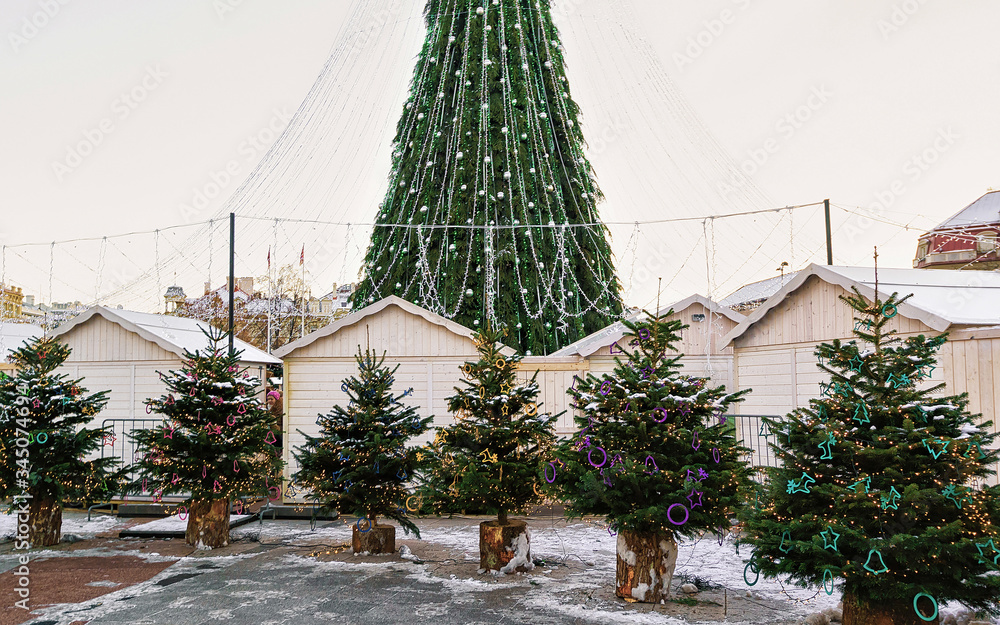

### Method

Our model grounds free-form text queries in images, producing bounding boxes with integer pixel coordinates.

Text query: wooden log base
[185,498,231,549]
[28,497,62,547]
[843,590,939,625]
[615,530,677,603]
[479,520,532,573]
[352,523,396,554]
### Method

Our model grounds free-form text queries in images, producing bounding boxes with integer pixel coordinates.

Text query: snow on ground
[3,511,994,624]
[414,519,840,622]
[0,509,128,540]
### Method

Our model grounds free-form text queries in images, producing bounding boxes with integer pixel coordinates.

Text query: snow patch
[399,545,420,561]
[499,527,534,574]
[633,581,649,601]
[616,534,637,566]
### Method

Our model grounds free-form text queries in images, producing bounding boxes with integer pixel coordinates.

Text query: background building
[914,190,1000,270]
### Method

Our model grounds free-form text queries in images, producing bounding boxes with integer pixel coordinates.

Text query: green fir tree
[741,289,1000,623]
[550,312,752,601]
[0,336,123,546]
[352,0,624,355]
[130,329,283,548]
[421,326,557,522]
[293,348,432,537]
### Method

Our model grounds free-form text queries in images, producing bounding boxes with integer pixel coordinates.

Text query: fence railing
[723,414,785,472]
[99,418,191,501]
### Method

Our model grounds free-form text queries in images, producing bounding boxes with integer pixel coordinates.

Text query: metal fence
[723,414,785,472]
[99,417,184,501]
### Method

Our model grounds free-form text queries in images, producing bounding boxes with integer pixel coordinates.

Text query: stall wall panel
[293,305,479,359]
[738,277,936,349]
[734,347,794,415]
[61,316,176,362]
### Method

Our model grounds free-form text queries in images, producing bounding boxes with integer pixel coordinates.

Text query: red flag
[267,247,271,270]
[300,244,305,266]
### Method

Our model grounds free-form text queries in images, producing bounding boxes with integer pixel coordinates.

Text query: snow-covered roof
[934,190,1000,230]
[275,295,515,358]
[51,306,280,365]
[719,272,801,309]
[244,298,297,315]
[723,264,1000,345]
[0,323,43,361]
[551,294,741,357]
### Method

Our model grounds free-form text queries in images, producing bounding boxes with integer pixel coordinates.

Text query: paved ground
[0,511,833,625]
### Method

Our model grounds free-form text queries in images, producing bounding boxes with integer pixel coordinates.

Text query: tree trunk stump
[352,522,395,554]
[479,520,532,573]
[27,497,62,547]
[616,530,677,603]
[185,498,230,549]
[843,590,939,625]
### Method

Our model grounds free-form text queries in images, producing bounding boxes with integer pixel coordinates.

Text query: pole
[824,199,833,265]
[228,212,235,355]
[300,260,305,341]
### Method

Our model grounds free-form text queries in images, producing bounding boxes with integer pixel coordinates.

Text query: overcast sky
[2,0,998,308]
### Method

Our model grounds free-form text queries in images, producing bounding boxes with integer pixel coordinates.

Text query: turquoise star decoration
[818,433,835,459]
[820,527,840,552]
[853,403,870,425]
[893,373,910,388]
[863,549,889,575]
[923,437,950,460]
[880,485,902,510]
[975,538,1000,567]
[848,476,871,494]
[786,471,816,494]
[848,355,864,372]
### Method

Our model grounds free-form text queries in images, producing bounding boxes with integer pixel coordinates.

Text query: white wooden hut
[274,296,516,496]
[723,264,1000,426]
[533,295,744,435]
[0,322,43,374]
[551,294,744,387]
[51,306,280,465]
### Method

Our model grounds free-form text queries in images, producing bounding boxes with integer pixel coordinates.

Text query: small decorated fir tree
[293,348,431,554]
[741,288,1000,624]
[422,326,557,572]
[0,336,122,546]
[130,328,283,549]
[552,312,752,602]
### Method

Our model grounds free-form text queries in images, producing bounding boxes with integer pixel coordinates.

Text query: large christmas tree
[741,289,1000,624]
[551,312,752,603]
[293,348,432,554]
[352,0,625,355]
[130,329,284,549]
[0,337,123,546]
